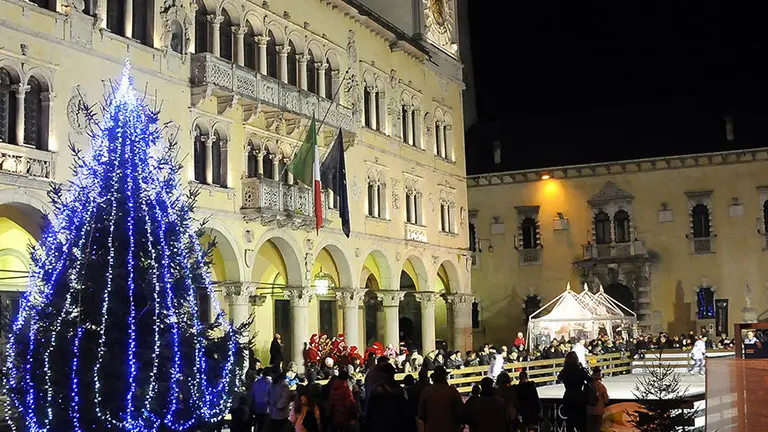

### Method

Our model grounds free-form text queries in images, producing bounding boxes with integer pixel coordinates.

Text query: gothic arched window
[262,151,274,180]
[521,217,538,249]
[244,24,256,70]
[692,204,711,238]
[170,20,185,54]
[194,1,208,54]
[594,211,611,245]
[287,41,298,86]
[325,59,334,99]
[211,131,223,186]
[24,77,43,149]
[219,9,233,61]
[193,126,206,183]
[614,210,631,243]
[266,31,278,79]
[106,0,126,37]
[306,49,317,94]
[0,69,17,144]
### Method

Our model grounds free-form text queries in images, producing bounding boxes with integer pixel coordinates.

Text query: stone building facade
[0,0,472,368]
[468,149,768,346]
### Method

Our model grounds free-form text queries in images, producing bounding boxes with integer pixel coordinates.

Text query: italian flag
[287,117,323,232]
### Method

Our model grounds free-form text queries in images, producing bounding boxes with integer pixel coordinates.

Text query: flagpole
[278,68,351,181]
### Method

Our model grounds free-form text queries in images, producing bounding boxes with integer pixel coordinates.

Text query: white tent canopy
[527,283,638,347]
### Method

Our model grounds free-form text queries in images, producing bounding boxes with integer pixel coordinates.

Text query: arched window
[244,24,256,70]
[106,0,126,37]
[287,41,298,86]
[170,20,185,54]
[367,182,377,217]
[0,69,17,144]
[194,2,208,53]
[193,126,206,183]
[469,222,477,252]
[306,49,317,94]
[266,31,278,78]
[132,0,153,46]
[594,211,611,244]
[247,141,258,178]
[83,0,97,17]
[401,106,408,143]
[219,9,233,61]
[614,210,631,243]
[692,204,710,238]
[324,59,334,99]
[24,77,43,149]
[363,87,372,128]
[262,151,274,180]
[211,131,223,186]
[521,217,537,249]
[410,109,417,146]
[278,158,288,184]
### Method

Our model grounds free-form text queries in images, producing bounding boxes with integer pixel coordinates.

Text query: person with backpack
[585,367,609,432]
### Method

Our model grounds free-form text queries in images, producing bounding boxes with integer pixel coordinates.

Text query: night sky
[466,1,768,172]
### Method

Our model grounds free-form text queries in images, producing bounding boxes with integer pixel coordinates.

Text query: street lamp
[313,267,335,295]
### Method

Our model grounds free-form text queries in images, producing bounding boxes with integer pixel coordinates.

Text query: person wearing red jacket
[514,332,527,351]
[328,369,359,432]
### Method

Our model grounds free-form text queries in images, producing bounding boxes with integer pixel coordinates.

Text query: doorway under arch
[399,271,421,350]
[605,282,634,313]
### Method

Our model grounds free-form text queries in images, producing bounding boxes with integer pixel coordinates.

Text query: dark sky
[466,1,768,171]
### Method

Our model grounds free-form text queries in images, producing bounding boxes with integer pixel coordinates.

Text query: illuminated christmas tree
[2,62,246,431]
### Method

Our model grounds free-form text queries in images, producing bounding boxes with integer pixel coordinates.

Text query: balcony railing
[518,248,542,265]
[0,143,55,179]
[191,53,355,133]
[405,222,428,243]
[582,240,646,260]
[690,236,715,254]
[241,177,325,230]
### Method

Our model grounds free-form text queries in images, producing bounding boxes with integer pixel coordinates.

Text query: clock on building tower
[424,0,456,55]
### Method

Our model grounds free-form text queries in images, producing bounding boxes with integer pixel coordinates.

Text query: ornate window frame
[514,205,542,265]
[685,190,715,255]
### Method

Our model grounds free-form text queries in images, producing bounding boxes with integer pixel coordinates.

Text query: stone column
[404,107,413,145]
[372,182,380,218]
[271,154,279,181]
[367,86,378,130]
[376,92,387,134]
[415,192,423,225]
[204,136,214,184]
[441,203,449,232]
[449,203,456,233]
[377,290,405,349]
[285,158,294,185]
[413,108,422,149]
[233,26,246,66]
[278,45,291,83]
[256,36,269,75]
[316,63,328,97]
[221,283,263,374]
[407,193,416,223]
[13,85,28,146]
[209,15,223,57]
[284,287,314,372]
[297,54,310,90]
[414,292,440,354]
[336,288,366,348]
[256,150,264,177]
[444,124,453,160]
[123,0,134,38]
[444,293,474,352]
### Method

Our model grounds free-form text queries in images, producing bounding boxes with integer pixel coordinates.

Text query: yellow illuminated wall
[253,240,288,286]
[0,217,35,290]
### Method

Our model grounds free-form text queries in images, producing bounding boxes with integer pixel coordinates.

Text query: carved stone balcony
[241,177,326,230]
[518,248,542,266]
[190,53,355,134]
[405,222,428,243]
[690,236,715,255]
[582,240,646,260]
[0,143,55,180]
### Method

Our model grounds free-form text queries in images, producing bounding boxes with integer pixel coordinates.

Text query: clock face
[430,0,446,26]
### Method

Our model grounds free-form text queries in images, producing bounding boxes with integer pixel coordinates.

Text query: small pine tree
[1,62,247,431]
[626,352,698,432]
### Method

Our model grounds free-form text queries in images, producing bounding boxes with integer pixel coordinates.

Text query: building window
[83,0,97,17]
[24,77,42,148]
[106,0,126,37]
[219,9,233,61]
[266,31,278,79]
[132,0,154,46]
[440,202,448,232]
[763,199,768,236]
[469,222,477,252]
[0,69,17,144]
[194,3,208,53]
[493,141,501,165]
[614,210,631,243]
[170,20,185,54]
[319,299,337,337]
[471,301,480,329]
[244,25,257,70]
[263,151,275,180]
[193,126,206,183]
[401,106,409,144]
[287,41,298,86]
[196,289,211,324]
[325,59,334,99]
[364,87,372,128]
[692,204,710,238]
[247,143,259,178]
[594,211,611,244]
[306,49,317,94]
[521,217,537,249]
[29,0,54,11]
[405,190,422,225]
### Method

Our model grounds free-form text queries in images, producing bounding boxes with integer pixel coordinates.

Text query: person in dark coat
[418,366,464,432]
[494,372,519,431]
[465,377,507,432]
[478,345,491,366]
[558,351,591,432]
[516,371,541,431]
[406,366,431,419]
[270,333,284,369]
[366,363,417,432]
[230,396,251,432]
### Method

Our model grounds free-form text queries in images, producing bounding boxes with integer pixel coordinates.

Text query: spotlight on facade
[540,173,551,180]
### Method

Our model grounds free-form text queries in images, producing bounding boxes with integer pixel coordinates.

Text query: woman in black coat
[365,364,417,432]
[557,351,591,432]
[270,333,284,369]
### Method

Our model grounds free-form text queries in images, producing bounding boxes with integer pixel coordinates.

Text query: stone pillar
[336,289,366,348]
[123,0,133,39]
[404,107,413,145]
[209,15,223,57]
[285,158,294,185]
[376,92,387,134]
[13,85,28,146]
[367,87,378,130]
[271,154,279,181]
[414,292,440,355]
[256,150,264,177]
[284,287,314,371]
[222,283,264,374]
[413,108,422,149]
[278,45,291,83]
[444,293,474,352]
[204,136,214,184]
[449,203,456,233]
[377,290,405,349]
[444,124,453,160]
[233,26,246,66]
[372,182,380,218]
[256,36,269,75]
[407,193,416,223]
[297,54,310,90]
[415,193,423,225]
[317,63,328,97]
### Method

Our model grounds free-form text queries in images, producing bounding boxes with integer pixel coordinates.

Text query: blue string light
[1,60,242,431]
